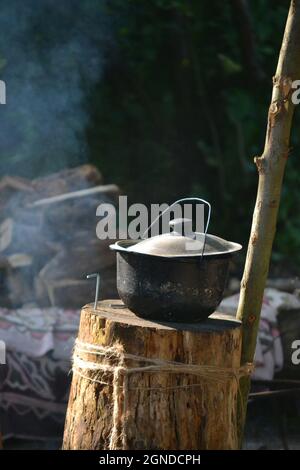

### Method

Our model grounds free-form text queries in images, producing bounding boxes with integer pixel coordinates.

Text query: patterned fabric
[0,307,80,440]
[219,288,300,380]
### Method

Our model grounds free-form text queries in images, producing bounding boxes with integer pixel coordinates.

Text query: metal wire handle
[87,273,100,310]
[142,197,211,257]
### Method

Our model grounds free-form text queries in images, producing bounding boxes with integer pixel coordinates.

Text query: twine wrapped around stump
[72,339,254,450]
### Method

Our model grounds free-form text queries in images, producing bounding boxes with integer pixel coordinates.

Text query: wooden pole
[63,300,243,450]
[236,0,300,443]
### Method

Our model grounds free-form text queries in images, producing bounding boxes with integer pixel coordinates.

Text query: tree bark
[236,0,300,444]
[63,300,243,450]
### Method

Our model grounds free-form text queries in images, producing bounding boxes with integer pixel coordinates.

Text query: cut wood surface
[63,300,243,450]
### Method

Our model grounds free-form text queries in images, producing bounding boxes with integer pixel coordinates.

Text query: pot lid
[111,218,242,258]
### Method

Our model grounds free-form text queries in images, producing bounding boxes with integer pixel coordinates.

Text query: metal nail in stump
[87,273,100,310]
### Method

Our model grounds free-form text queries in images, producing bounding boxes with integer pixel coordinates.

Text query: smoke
[0,0,113,178]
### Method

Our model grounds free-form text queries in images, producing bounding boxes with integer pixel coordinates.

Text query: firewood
[0,176,33,218]
[25,164,104,203]
[2,216,60,263]
[35,241,116,307]
[40,279,96,308]
[0,175,32,193]
[38,240,115,281]
[6,265,36,307]
[34,196,113,242]
[28,184,120,208]
[36,274,117,308]
[7,253,32,268]
[0,165,119,309]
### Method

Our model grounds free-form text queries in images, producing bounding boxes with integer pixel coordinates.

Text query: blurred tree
[84,0,299,269]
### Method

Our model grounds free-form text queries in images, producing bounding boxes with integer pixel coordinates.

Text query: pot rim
[110,234,242,259]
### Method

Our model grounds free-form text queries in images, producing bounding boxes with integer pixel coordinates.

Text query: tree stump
[63,300,243,450]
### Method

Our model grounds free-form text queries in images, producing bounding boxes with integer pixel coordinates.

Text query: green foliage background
[87,0,300,270]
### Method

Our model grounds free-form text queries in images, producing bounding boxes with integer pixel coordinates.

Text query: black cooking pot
[110,198,242,322]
